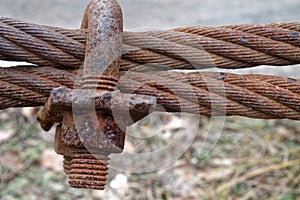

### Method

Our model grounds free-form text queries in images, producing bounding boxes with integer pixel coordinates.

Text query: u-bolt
[37,0,156,190]
[58,0,124,190]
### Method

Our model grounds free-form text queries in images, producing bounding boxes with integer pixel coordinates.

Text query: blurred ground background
[1,0,300,199]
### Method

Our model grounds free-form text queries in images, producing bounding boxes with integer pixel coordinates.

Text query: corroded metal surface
[38,0,125,190]
[37,87,156,123]
[1,18,300,69]
[82,0,122,79]
[0,64,298,120]
[36,0,157,190]
[62,0,124,190]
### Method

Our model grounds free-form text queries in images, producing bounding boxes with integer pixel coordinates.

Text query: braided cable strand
[174,26,300,63]
[0,66,75,109]
[146,30,293,66]
[0,18,83,68]
[222,24,300,47]
[0,66,299,120]
[1,17,300,70]
[119,71,300,120]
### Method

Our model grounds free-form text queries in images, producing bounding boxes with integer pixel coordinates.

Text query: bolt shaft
[65,0,123,190]
[82,0,122,90]
[68,150,110,190]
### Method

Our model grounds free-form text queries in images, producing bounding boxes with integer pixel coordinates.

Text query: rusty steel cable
[0,66,76,110]
[1,0,299,191]
[1,17,300,70]
[0,66,299,120]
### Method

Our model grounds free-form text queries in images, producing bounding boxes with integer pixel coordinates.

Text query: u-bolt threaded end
[68,152,110,190]
[63,156,72,175]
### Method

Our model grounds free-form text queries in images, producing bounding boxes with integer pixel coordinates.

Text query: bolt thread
[63,156,72,175]
[68,151,110,190]
[81,75,118,91]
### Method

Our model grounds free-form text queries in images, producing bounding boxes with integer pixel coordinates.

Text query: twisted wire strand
[0,66,299,120]
[0,34,56,66]
[0,18,85,60]
[0,66,75,109]
[147,30,293,66]
[1,17,300,70]
[123,32,252,69]
[120,71,300,120]
[0,79,47,104]
[221,24,300,47]
[0,18,82,68]
[269,22,300,32]
[242,74,300,94]
[0,97,38,110]
[174,26,300,63]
